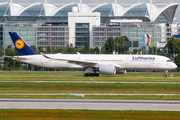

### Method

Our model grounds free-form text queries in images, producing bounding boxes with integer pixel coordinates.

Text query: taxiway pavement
[0,99,180,111]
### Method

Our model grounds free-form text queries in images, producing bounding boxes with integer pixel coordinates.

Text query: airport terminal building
[0,1,179,51]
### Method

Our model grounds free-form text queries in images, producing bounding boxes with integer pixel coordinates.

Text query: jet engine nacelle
[99,65,116,75]
[116,70,126,74]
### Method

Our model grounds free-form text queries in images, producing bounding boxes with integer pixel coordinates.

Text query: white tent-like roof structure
[0,1,178,22]
[18,1,57,16]
[53,2,91,16]
[0,1,24,16]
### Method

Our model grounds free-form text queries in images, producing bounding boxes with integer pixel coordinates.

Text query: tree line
[166,36,180,70]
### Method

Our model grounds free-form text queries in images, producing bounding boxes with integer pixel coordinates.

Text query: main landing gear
[84,72,99,77]
[163,70,168,78]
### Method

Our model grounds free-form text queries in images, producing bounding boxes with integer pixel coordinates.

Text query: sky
[2,0,180,23]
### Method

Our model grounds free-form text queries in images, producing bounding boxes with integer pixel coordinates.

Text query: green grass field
[0,71,179,77]
[0,109,179,120]
[0,71,180,119]
[2,76,180,81]
[0,95,180,100]
[0,82,179,94]
[0,71,180,100]
[0,71,180,82]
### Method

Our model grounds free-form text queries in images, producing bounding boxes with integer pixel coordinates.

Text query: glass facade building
[3,22,38,48]
[0,1,179,50]
[93,25,121,47]
[0,4,10,16]
[20,4,45,16]
[54,4,78,16]
[37,25,69,50]
[123,4,149,17]
[75,23,89,47]
[92,4,114,17]
[3,22,69,50]
[93,22,161,51]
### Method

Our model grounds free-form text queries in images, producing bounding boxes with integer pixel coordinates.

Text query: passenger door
[156,57,160,65]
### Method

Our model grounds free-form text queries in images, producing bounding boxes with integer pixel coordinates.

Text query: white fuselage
[13,54,177,71]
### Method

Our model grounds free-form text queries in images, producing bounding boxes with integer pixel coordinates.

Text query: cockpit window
[167,60,172,62]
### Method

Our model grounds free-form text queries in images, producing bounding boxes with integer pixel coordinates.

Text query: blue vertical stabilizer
[9,32,37,56]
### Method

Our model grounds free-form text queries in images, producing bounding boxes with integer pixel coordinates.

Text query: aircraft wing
[42,54,120,68]
[5,56,28,61]
[42,54,97,67]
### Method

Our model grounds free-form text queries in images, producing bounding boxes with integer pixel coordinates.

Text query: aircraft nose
[172,63,177,69]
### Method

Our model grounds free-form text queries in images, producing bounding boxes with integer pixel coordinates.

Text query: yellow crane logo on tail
[15,39,24,49]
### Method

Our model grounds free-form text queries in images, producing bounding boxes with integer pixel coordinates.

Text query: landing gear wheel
[163,74,167,78]
[95,73,99,77]
[84,73,89,77]
[90,73,94,77]
[84,72,100,77]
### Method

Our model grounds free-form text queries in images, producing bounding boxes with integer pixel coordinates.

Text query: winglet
[9,32,37,56]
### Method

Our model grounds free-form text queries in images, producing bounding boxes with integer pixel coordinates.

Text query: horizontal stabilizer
[5,56,28,61]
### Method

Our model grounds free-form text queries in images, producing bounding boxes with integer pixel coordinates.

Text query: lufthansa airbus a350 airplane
[6,32,177,77]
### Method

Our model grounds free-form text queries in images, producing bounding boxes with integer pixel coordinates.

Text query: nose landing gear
[163,74,167,78]
[163,70,168,78]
